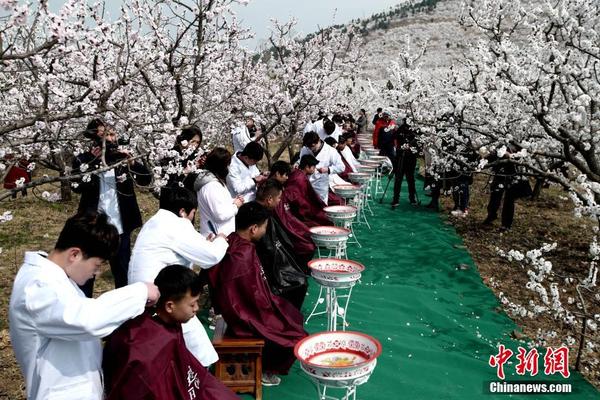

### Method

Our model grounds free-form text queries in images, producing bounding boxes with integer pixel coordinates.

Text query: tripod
[379,149,421,209]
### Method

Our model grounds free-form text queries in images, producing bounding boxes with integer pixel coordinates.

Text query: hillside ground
[0,173,598,397]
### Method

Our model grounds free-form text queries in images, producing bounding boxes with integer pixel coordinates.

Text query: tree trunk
[60,177,72,202]
[531,177,544,199]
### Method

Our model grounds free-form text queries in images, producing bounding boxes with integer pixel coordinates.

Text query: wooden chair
[212,318,265,400]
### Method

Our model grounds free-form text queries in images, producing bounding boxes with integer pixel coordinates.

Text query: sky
[38,0,405,50]
[233,0,404,49]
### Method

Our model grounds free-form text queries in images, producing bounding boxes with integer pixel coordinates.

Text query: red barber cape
[102,312,238,400]
[283,170,332,227]
[208,233,307,374]
[273,200,316,259]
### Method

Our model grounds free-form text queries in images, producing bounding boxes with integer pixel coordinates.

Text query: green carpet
[236,179,598,399]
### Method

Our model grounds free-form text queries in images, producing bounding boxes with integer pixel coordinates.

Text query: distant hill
[356,0,469,82]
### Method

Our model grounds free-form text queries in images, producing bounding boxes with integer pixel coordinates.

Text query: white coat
[299,142,346,204]
[128,209,228,283]
[232,125,256,154]
[341,146,361,172]
[195,171,238,236]
[128,209,228,366]
[312,119,342,142]
[9,252,148,400]
[226,154,260,202]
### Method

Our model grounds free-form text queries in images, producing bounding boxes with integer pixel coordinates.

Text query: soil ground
[438,175,600,389]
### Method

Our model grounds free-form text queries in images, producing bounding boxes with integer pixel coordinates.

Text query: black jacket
[256,216,307,296]
[72,151,151,233]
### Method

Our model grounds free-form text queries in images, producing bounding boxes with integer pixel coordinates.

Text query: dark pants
[452,182,470,211]
[79,232,131,297]
[486,188,515,228]
[392,154,417,203]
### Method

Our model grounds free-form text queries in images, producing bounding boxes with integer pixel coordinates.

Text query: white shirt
[9,252,147,400]
[226,154,260,202]
[128,209,229,283]
[341,146,361,172]
[198,180,238,236]
[303,120,315,134]
[299,142,346,204]
[97,170,123,234]
[232,125,253,154]
[128,209,227,366]
[313,119,341,142]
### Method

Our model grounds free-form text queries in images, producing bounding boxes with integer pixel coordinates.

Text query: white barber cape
[226,153,260,202]
[128,209,228,366]
[299,142,346,204]
[9,252,148,400]
[341,146,361,172]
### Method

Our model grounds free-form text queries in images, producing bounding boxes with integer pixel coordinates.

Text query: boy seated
[208,202,308,386]
[102,265,238,400]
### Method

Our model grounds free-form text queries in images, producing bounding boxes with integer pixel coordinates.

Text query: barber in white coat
[9,212,160,400]
[128,186,228,366]
[194,147,244,236]
[313,117,340,142]
[226,142,267,202]
[299,131,346,205]
[231,112,267,154]
[339,132,362,172]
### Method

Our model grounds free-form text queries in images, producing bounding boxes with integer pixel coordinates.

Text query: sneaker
[261,373,281,386]
[450,209,464,217]
[391,200,399,208]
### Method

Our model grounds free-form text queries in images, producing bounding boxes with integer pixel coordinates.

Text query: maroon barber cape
[273,200,316,259]
[102,312,238,400]
[283,169,332,227]
[208,232,307,374]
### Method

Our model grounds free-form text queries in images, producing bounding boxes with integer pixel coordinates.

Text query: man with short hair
[9,212,160,400]
[232,112,267,153]
[103,265,238,400]
[208,202,307,386]
[338,132,362,173]
[255,180,308,309]
[269,160,291,184]
[128,186,228,366]
[299,131,346,204]
[227,141,267,202]
[269,162,316,271]
[283,155,333,227]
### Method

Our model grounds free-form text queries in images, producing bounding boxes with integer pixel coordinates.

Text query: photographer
[232,112,267,153]
[481,145,532,231]
[391,116,420,208]
[71,118,151,296]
